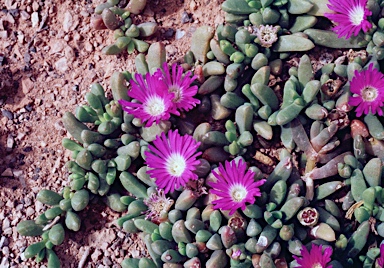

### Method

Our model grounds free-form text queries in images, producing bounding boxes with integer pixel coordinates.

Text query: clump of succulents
[92,0,157,55]
[16,0,384,267]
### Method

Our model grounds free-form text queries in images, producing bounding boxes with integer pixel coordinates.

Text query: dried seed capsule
[297,207,318,227]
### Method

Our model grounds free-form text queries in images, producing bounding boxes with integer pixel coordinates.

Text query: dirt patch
[0,0,223,266]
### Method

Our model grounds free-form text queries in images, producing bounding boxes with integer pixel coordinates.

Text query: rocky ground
[0,0,224,266]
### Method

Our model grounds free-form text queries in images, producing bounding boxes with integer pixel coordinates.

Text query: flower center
[144,95,166,116]
[348,5,365,26]
[312,263,323,268]
[169,85,182,102]
[361,86,378,102]
[166,153,186,176]
[229,184,248,202]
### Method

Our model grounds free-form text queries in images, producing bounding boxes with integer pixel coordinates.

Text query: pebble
[6,135,14,150]
[31,12,39,28]
[2,247,9,255]
[91,249,102,263]
[55,57,69,72]
[23,197,32,207]
[3,228,12,236]
[103,257,112,266]
[2,218,10,230]
[181,12,191,23]
[0,237,6,248]
[2,110,14,120]
[163,28,174,38]
[1,168,13,177]
[63,11,73,32]
[20,11,30,20]
[26,207,35,217]
[175,29,185,40]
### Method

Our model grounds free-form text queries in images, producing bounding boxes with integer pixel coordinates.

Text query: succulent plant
[17,0,384,267]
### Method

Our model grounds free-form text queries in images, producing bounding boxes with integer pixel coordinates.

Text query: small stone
[163,28,174,38]
[55,57,68,72]
[3,228,12,236]
[21,78,34,95]
[0,31,8,39]
[2,110,14,120]
[103,257,112,266]
[6,135,14,150]
[84,42,93,52]
[13,170,23,178]
[32,2,39,11]
[31,12,39,28]
[26,207,35,217]
[2,218,10,230]
[63,11,73,32]
[20,11,30,20]
[175,29,185,40]
[1,168,13,177]
[181,12,191,23]
[2,247,9,255]
[190,0,197,10]
[91,249,102,263]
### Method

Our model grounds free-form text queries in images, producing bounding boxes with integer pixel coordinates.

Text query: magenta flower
[293,244,333,268]
[145,130,202,194]
[158,62,200,112]
[324,0,372,39]
[349,64,384,117]
[118,72,179,127]
[208,159,266,215]
[378,243,384,267]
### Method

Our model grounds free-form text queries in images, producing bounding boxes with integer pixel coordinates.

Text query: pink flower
[158,62,200,112]
[324,0,372,39]
[145,130,202,194]
[349,64,384,117]
[208,159,266,215]
[293,244,333,268]
[378,243,384,267]
[118,72,179,127]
